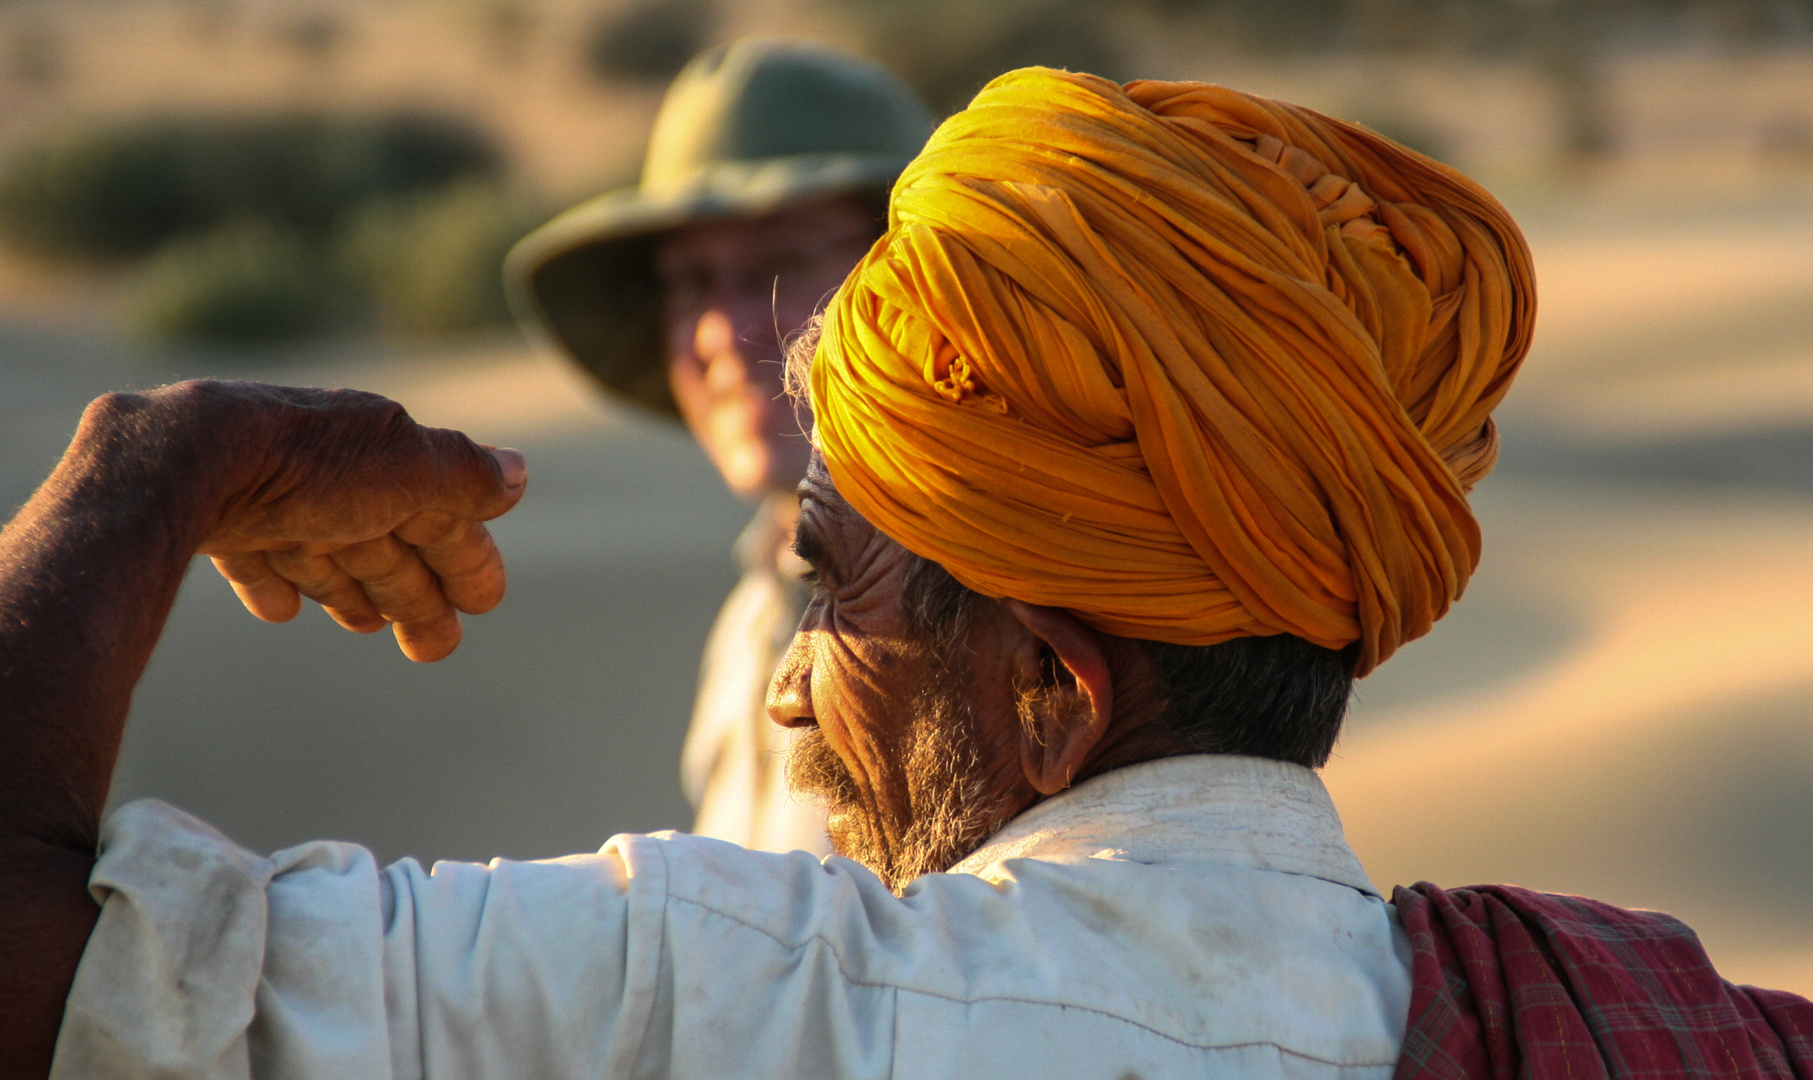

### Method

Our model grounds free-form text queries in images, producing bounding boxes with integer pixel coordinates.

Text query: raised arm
[0,381,525,1079]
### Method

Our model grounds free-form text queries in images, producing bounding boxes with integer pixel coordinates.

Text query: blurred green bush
[129,219,348,344]
[0,112,501,259]
[0,111,536,346]
[339,179,540,337]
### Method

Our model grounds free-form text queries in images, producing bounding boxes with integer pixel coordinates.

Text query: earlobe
[1004,600,1114,796]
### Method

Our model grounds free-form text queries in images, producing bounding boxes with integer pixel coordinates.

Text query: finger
[210,553,302,623]
[417,429,527,522]
[331,534,455,626]
[334,536,464,661]
[393,609,464,663]
[266,547,386,633]
[395,511,507,615]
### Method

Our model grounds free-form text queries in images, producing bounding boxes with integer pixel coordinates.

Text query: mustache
[787,727,863,809]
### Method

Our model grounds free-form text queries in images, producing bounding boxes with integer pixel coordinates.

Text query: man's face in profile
[767,456,1034,891]
[655,197,879,499]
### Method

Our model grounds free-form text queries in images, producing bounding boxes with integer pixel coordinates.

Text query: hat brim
[505,153,906,420]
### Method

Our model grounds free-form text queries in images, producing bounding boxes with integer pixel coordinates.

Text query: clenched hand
[175,382,527,661]
[0,378,531,1078]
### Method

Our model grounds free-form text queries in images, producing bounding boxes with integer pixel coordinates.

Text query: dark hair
[899,553,1355,769]
[1142,635,1356,768]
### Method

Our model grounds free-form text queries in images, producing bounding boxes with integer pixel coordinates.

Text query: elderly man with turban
[0,70,1807,1080]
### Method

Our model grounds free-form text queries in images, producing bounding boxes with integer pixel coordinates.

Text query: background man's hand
[136,380,526,661]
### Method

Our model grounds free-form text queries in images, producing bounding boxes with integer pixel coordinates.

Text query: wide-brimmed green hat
[505,39,934,419]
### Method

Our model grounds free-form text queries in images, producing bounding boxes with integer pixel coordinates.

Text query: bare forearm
[0,393,219,847]
[0,392,224,1080]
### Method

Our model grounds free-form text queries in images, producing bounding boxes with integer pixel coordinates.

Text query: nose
[693,310,750,394]
[765,631,816,728]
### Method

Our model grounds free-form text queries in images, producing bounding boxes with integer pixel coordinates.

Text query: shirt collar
[949,754,1379,898]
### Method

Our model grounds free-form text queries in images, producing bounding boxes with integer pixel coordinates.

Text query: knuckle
[86,390,143,415]
[367,566,444,619]
[444,562,504,596]
[270,551,335,588]
[427,539,496,580]
[149,379,234,419]
[81,390,154,434]
[309,386,402,416]
[296,575,357,605]
[396,512,460,548]
[383,593,447,623]
[333,536,404,579]
[380,557,434,593]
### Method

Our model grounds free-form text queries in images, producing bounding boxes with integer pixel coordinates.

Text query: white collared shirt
[52,754,1412,1080]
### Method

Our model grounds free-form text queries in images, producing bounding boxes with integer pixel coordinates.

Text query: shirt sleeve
[50,799,670,1080]
[49,799,902,1080]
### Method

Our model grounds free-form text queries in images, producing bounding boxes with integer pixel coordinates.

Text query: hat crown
[641,39,934,195]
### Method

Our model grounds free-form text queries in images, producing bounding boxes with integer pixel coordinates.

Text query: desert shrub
[0,112,503,259]
[129,219,352,343]
[584,0,715,83]
[339,178,540,336]
[0,125,198,257]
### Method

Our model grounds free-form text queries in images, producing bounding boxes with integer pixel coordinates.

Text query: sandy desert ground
[1,190,1811,997]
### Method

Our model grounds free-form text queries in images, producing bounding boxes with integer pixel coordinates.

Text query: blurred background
[0,0,1809,994]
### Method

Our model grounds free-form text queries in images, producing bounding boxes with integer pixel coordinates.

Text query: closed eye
[790,513,834,589]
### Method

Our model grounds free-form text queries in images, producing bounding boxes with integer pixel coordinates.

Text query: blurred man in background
[506,39,934,855]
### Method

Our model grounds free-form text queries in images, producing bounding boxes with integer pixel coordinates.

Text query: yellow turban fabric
[809,68,1535,675]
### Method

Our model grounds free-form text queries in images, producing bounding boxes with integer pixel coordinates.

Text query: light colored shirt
[679,495,829,856]
[52,753,1412,1080]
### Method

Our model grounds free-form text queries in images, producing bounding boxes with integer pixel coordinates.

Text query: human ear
[1003,600,1113,796]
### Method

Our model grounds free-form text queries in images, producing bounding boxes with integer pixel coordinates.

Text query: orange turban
[809,68,1535,675]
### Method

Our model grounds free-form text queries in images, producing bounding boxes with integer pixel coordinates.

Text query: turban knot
[809,68,1536,675]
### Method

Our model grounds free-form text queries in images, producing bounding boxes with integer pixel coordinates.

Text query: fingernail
[492,448,527,491]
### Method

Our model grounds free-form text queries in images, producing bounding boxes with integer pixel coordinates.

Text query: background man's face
[655,197,879,500]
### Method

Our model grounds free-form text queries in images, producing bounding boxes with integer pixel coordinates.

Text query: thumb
[419,426,528,521]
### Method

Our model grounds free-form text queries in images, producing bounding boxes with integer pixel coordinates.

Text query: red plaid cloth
[1392,883,1813,1080]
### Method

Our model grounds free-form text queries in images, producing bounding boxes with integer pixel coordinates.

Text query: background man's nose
[693,309,738,368]
[765,636,816,728]
[696,308,778,395]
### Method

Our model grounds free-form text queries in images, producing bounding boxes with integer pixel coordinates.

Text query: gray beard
[786,672,1013,893]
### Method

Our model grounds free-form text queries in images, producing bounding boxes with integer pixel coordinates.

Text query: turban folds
[809,68,1535,675]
